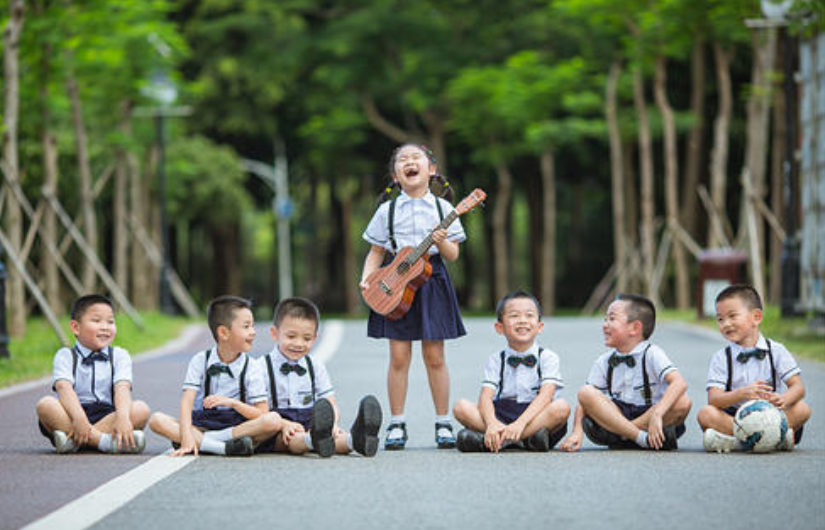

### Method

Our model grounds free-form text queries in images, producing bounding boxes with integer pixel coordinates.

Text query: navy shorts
[192,409,247,431]
[614,399,651,421]
[494,399,530,424]
[38,401,115,442]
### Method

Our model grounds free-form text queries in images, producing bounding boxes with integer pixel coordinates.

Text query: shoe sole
[225,436,254,457]
[352,396,382,457]
[456,430,486,453]
[311,399,336,458]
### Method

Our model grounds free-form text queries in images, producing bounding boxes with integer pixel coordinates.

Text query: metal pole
[781,28,800,316]
[0,241,9,358]
[274,139,293,299]
[156,114,175,314]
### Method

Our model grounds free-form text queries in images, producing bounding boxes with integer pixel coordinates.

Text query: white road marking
[313,320,344,364]
[21,454,197,530]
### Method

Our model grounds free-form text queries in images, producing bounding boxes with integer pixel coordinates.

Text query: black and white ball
[733,399,788,453]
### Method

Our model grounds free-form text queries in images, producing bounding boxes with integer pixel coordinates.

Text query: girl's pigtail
[434,174,455,203]
[377,180,398,205]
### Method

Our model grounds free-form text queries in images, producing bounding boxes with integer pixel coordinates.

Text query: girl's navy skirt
[368,255,466,341]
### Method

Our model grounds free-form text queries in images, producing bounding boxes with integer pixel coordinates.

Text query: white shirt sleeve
[183,351,206,392]
[311,357,335,399]
[648,345,677,383]
[539,349,564,389]
[586,354,609,391]
[439,198,467,243]
[362,203,390,248]
[481,352,502,391]
[243,357,269,404]
[770,340,801,383]
[706,348,729,390]
[111,347,133,387]
[52,347,75,388]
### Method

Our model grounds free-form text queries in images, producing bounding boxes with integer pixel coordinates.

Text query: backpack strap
[496,350,505,400]
[766,339,777,391]
[265,354,278,410]
[306,356,317,404]
[641,344,652,407]
[203,349,213,398]
[387,197,398,253]
[239,355,248,404]
[725,347,733,392]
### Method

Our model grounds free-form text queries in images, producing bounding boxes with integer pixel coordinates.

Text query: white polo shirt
[587,341,677,406]
[182,349,268,411]
[481,343,564,403]
[258,348,334,410]
[52,343,132,405]
[706,334,801,406]
[363,190,466,253]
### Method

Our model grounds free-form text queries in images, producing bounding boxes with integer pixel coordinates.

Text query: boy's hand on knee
[203,395,236,410]
[484,422,506,453]
[502,421,525,444]
[282,421,304,444]
[71,417,93,447]
[113,416,135,450]
[560,430,582,452]
[647,413,665,449]
[173,432,198,457]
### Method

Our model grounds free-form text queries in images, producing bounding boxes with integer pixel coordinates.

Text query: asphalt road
[2,316,824,530]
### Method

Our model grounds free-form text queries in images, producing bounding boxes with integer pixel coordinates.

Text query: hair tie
[385,187,393,194]
[443,181,450,188]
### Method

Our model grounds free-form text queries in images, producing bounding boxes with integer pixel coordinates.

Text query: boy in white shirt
[36,294,149,454]
[453,291,570,452]
[698,284,810,452]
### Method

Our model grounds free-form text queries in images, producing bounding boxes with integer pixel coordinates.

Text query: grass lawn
[0,312,194,389]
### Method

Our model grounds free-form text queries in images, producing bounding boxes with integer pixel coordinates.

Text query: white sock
[346,433,354,451]
[304,432,314,450]
[98,433,113,452]
[435,415,451,424]
[390,415,406,425]
[636,431,649,448]
[206,428,234,443]
[199,436,226,455]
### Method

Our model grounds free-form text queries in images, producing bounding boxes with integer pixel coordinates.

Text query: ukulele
[362,188,487,320]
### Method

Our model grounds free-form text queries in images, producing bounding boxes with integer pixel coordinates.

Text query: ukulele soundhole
[396,261,410,275]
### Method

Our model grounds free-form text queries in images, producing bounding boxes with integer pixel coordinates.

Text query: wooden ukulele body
[362,247,432,320]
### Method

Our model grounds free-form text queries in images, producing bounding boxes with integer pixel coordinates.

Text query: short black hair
[273,297,320,331]
[70,294,115,321]
[207,295,252,340]
[496,290,542,322]
[615,293,656,339]
[715,283,763,311]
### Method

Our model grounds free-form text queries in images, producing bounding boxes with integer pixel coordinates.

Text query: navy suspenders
[202,350,249,403]
[71,346,115,403]
[496,348,544,400]
[606,344,653,407]
[725,340,776,392]
[264,354,316,410]
[387,196,445,254]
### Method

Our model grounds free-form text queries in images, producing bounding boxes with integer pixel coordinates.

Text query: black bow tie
[206,364,233,377]
[737,348,767,363]
[507,354,537,368]
[280,362,307,376]
[609,353,636,368]
[81,351,109,365]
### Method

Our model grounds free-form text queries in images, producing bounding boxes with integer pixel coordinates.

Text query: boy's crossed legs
[148,411,282,456]
[697,400,810,451]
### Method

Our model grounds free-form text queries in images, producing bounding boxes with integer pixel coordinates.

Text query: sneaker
[109,431,147,454]
[524,428,551,452]
[53,430,79,454]
[778,427,795,452]
[384,422,408,451]
[350,395,382,457]
[703,428,739,453]
[310,398,336,458]
[582,416,623,446]
[435,421,456,449]
[456,429,487,452]
[224,436,254,457]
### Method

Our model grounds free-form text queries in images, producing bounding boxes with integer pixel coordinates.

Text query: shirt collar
[505,342,539,358]
[74,342,103,357]
[273,346,306,366]
[395,189,436,207]
[613,340,649,357]
[208,348,246,373]
[729,334,768,353]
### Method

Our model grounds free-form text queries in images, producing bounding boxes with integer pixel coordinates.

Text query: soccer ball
[733,399,788,453]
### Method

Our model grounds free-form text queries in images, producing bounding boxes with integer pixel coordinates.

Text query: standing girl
[360,144,467,450]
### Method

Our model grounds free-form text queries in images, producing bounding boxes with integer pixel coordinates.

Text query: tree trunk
[708,43,733,248]
[211,223,242,296]
[2,0,26,336]
[39,36,61,315]
[492,159,513,302]
[654,56,690,309]
[681,35,706,239]
[606,60,627,293]
[113,104,130,293]
[66,65,98,292]
[539,151,556,315]
[623,140,640,291]
[769,60,786,304]
[632,66,656,300]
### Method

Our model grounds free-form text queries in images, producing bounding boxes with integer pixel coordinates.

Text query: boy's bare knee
[36,396,58,415]
[132,401,151,424]
[262,412,283,433]
[553,398,571,420]
[577,385,599,407]
[696,405,716,429]
[148,412,170,433]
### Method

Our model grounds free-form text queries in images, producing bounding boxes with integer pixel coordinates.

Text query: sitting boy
[453,291,570,452]
[36,294,150,454]
[149,296,282,456]
[698,284,811,452]
[561,294,691,452]
[257,297,382,457]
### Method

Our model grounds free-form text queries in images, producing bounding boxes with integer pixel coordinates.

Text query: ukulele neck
[407,210,459,263]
